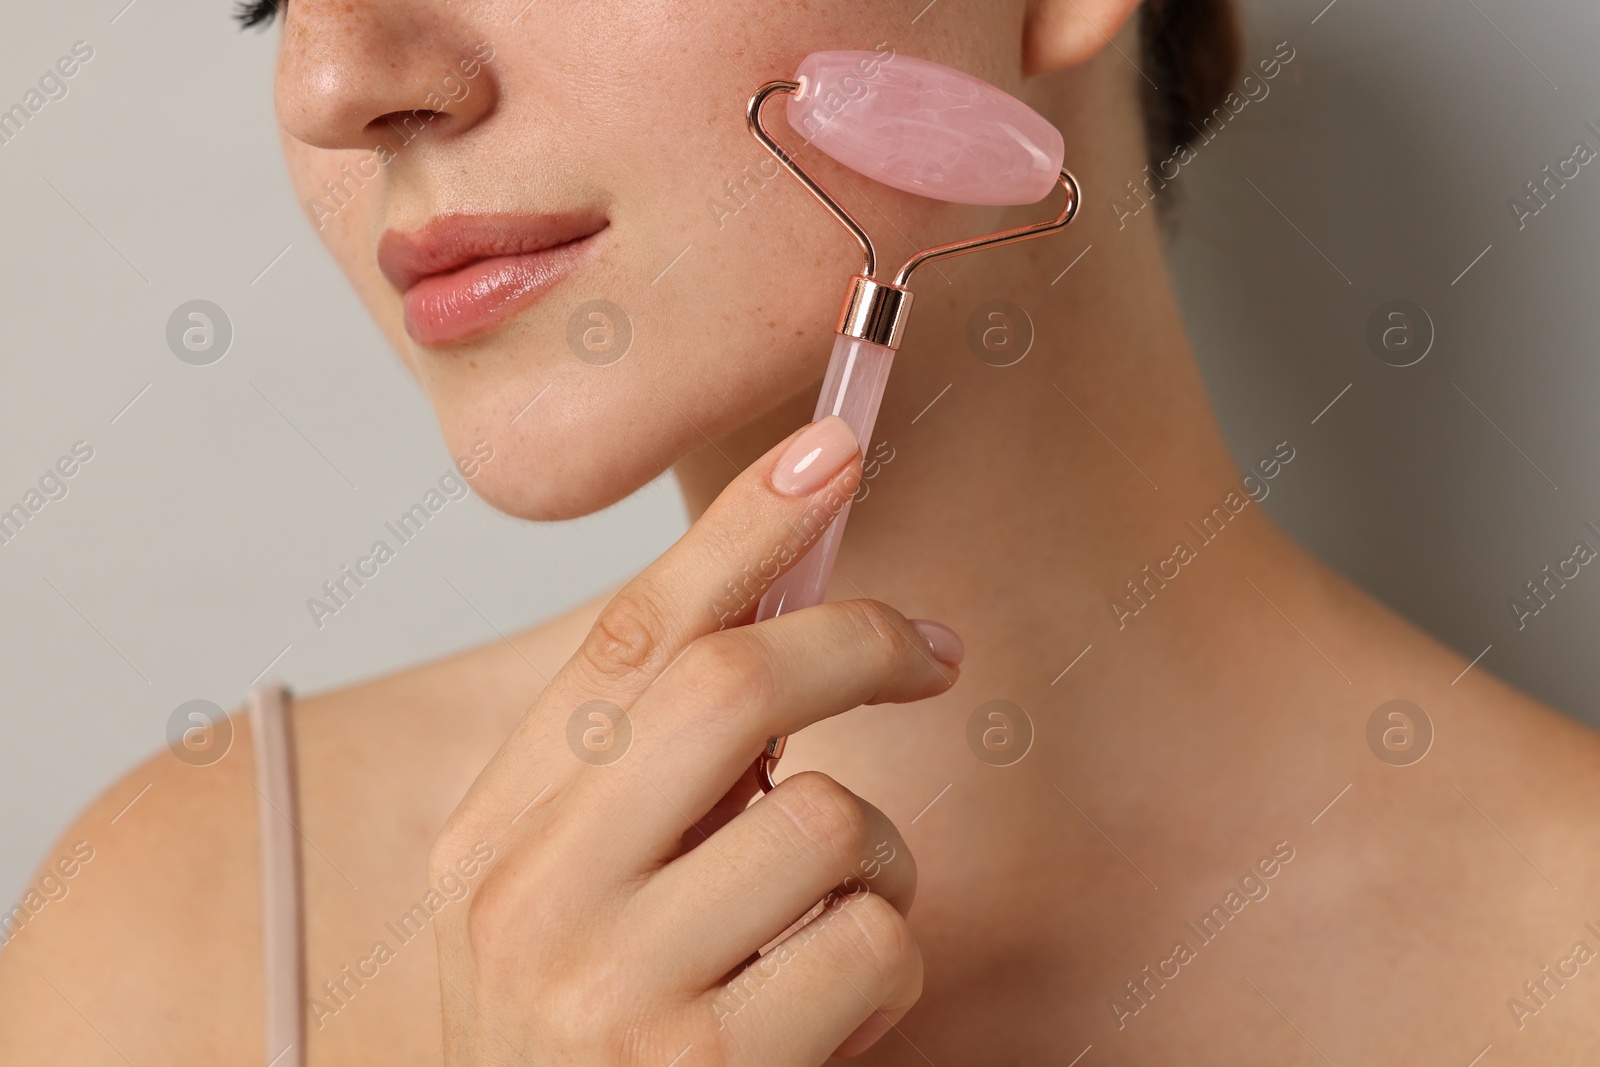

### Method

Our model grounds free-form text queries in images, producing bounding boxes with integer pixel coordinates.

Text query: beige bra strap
[247,684,305,1067]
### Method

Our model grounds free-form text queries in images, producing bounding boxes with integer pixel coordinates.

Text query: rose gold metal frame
[747,79,1081,352]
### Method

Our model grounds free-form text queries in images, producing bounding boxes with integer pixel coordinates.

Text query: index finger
[491,415,863,791]
[571,413,862,688]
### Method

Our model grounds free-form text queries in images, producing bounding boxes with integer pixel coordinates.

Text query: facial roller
[747,50,1083,792]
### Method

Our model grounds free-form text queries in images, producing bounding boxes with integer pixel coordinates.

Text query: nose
[275,0,498,152]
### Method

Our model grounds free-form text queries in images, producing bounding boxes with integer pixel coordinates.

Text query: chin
[432,386,691,523]
[421,308,830,522]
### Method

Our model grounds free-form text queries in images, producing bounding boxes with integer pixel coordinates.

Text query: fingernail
[771,416,860,497]
[910,619,965,666]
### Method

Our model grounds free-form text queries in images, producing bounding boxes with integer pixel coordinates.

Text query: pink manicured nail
[910,619,965,666]
[771,416,859,497]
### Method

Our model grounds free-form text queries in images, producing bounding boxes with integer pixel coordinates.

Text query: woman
[4,0,1599,1063]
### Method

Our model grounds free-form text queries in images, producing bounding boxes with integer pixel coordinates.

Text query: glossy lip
[378,212,608,347]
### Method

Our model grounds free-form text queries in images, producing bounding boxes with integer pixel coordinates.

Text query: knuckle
[431,818,661,1052]
[462,863,527,968]
[772,771,870,863]
[673,633,775,723]
[456,831,575,981]
[426,834,455,889]
[840,599,910,662]
[427,814,476,888]
[580,586,670,682]
[834,891,921,990]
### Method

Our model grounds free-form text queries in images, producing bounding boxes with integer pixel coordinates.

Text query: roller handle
[753,333,896,791]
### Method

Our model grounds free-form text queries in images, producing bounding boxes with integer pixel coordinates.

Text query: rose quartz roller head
[746,50,1082,791]
[786,51,1066,207]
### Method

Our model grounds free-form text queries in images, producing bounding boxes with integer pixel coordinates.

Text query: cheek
[280,134,373,254]
[351,120,970,524]
[273,1,1003,524]
[418,243,829,522]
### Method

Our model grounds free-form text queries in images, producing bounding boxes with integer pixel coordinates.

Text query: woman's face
[274,0,1030,519]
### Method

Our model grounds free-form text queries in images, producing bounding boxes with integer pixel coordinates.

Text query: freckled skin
[275,0,1009,522]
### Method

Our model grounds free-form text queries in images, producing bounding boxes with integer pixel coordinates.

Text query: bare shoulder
[0,586,612,1064]
[0,710,266,1063]
[1470,670,1600,883]
[1392,673,1600,1057]
[1312,572,1600,1050]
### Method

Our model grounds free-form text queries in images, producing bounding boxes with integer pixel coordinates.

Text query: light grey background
[1,0,1595,906]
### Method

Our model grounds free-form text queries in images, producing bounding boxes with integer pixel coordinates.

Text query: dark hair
[1137,0,1243,172]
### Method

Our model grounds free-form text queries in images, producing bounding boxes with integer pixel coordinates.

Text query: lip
[378,213,608,346]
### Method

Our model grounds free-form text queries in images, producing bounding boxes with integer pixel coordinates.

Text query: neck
[649,44,1469,1046]
[668,153,1348,842]
[672,173,1261,641]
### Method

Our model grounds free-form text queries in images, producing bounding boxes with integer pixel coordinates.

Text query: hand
[430,415,964,1066]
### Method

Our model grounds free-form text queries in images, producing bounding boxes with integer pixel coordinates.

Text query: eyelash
[233,0,283,29]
